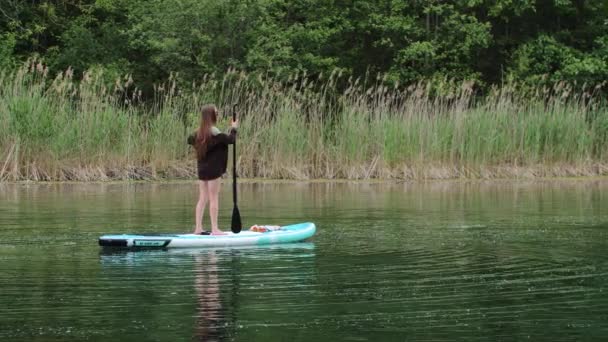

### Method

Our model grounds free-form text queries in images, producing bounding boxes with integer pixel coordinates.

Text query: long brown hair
[194,105,218,159]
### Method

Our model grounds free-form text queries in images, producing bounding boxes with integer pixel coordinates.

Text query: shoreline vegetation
[1,61,607,182]
[1,176,607,187]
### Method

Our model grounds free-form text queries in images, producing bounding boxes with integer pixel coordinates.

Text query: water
[1,180,607,341]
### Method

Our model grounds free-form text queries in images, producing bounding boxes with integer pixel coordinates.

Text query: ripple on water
[1,181,607,341]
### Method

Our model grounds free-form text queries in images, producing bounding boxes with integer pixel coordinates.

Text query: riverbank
[2,62,607,182]
[1,162,607,182]
[0,164,608,184]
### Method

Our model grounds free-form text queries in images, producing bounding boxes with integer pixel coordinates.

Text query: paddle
[230,108,242,233]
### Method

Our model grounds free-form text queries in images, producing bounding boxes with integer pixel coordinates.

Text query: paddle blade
[231,205,242,233]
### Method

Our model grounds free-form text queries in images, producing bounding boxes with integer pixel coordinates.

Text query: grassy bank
[1,61,607,181]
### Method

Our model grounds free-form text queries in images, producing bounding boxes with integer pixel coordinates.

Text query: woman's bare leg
[194,180,208,234]
[208,178,226,235]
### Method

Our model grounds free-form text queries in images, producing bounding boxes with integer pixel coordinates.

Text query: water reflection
[193,250,230,342]
[98,243,316,341]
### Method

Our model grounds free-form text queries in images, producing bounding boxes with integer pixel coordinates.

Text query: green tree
[0,0,606,91]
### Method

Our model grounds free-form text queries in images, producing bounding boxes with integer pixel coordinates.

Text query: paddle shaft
[232,111,237,205]
[230,109,242,233]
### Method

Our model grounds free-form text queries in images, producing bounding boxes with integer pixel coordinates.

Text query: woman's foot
[211,230,228,235]
[193,227,207,235]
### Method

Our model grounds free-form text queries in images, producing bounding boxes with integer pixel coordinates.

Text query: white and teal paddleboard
[98,222,316,248]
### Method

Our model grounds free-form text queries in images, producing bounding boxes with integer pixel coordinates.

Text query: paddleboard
[99,222,316,248]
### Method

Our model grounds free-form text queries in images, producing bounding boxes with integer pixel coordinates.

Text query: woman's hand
[231,119,239,129]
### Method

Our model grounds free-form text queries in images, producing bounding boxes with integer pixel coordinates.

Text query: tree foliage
[0,0,606,90]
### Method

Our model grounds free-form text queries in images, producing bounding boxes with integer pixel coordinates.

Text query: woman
[187,105,238,235]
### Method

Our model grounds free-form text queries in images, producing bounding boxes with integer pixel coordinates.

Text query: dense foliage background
[1,0,607,92]
[1,1,607,181]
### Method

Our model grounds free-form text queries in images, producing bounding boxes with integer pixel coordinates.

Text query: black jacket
[187,128,236,180]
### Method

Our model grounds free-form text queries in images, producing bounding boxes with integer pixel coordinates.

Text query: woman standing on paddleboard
[187,105,238,235]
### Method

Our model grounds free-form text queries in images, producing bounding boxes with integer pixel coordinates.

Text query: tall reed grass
[1,60,607,181]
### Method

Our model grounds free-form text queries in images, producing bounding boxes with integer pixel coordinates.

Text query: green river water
[0,180,607,341]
